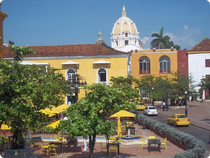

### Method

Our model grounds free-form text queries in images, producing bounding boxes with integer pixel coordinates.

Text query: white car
[143,106,158,116]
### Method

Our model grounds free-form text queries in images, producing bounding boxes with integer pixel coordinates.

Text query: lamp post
[185,90,188,116]
[166,91,168,111]
[152,87,154,106]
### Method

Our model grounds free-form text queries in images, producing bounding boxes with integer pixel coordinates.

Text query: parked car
[143,106,158,116]
[167,114,190,127]
[137,102,146,110]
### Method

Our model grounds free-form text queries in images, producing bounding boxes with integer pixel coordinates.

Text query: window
[205,59,210,67]
[125,40,128,46]
[115,41,118,46]
[98,68,106,82]
[159,56,170,73]
[67,69,76,83]
[125,33,128,37]
[139,56,150,74]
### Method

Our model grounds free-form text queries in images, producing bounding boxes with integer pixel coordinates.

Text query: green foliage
[138,72,196,101]
[0,60,70,149]
[110,75,141,104]
[0,136,6,145]
[198,76,210,97]
[151,27,180,49]
[9,45,36,62]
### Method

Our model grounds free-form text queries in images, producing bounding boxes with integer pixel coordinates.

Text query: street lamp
[165,91,168,111]
[75,84,79,103]
[152,87,154,106]
[185,90,188,116]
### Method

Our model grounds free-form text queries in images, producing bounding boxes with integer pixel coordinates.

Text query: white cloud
[141,36,151,49]
[184,25,188,30]
[165,27,201,49]
[141,27,201,50]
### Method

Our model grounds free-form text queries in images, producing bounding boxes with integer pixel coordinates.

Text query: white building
[188,37,210,99]
[110,6,143,52]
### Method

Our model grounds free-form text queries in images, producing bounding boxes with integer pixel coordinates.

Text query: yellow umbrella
[110,110,136,118]
[45,107,60,114]
[57,104,69,110]
[110,110,136,137]
[46,119,64,155]
[1,124,11,130]
[46,120,61,128]
[52,107,64,113]
[39,109,55,117]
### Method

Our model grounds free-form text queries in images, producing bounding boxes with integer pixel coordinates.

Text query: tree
[110,75,141,103]
[151,27,181,50]
[59,77,139,158]
[198,76,210,99]
[137,75,156,100]
[151,27,170,49]
[9,45,36,62]
[168,41,181,50]
[0,48,70,149]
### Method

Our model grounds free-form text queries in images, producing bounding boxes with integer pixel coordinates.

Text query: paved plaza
[1,101,210,158]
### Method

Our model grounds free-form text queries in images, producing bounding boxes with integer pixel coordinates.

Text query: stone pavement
[31,125,184,158]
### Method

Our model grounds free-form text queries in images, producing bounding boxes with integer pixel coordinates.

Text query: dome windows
[124,22,127,25]
[125,33,128,37]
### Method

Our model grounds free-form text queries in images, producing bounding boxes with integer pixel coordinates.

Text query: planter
[203,99,210,102]
[0,144,5,153]
[154,101,162,105]
[3,147,33,158]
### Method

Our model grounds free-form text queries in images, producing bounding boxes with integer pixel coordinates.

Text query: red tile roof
[3,44,127,58]
[188,37,210,51]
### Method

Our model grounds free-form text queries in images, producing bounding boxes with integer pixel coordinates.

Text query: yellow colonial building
[0,3,8,59]
[3,34,129,104]
[131,48,178,79]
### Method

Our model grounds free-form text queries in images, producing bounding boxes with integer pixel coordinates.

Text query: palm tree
[151,27,170,49]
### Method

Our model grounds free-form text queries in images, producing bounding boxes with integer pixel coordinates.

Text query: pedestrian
[83,135,88,151]
[162,99,165,111]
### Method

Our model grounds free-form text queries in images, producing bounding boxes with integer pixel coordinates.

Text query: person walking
[162,99,166,111]
[83,135,88,151]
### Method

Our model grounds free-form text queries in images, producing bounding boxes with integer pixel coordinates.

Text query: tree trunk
[11,128,25,150]
[88,133,96,158]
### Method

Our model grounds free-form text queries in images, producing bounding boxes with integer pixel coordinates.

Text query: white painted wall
[188,53,210,99]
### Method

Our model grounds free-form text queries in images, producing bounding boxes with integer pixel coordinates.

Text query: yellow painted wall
[0,11,8,59]
[27,56,128,101]
[131,49,178,79]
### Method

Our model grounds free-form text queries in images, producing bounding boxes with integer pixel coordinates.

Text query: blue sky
[1,0,210,50]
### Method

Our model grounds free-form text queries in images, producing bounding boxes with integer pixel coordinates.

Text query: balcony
[66,74,87,88]
[159,69,170,73]
[139,70,150,74]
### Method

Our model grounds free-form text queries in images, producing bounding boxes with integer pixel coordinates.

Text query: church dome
[112,6,139,35]
[110,6,143,52]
